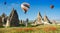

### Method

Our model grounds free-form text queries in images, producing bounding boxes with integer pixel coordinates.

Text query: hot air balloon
[4,2,6,5]
[50,5,54,9]
[21,2,30,14]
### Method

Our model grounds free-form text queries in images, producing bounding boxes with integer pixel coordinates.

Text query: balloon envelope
[21,2,30,14]
[50,5,54,9]
[4,2,6,5]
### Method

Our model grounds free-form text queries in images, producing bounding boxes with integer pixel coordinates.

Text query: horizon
[0,0,60,21]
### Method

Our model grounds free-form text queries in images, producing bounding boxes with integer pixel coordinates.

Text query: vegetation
[0,25,60,33]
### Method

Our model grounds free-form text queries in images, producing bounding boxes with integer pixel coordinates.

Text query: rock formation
[20,20,23,24]
[1,13,7,26]
[44,15,52,24]
[34,12,43,24]
[51,20,56,24]
[9,8,19,27]
[0,16,3,26]
[5,17,10,28]
[25,18,29,27]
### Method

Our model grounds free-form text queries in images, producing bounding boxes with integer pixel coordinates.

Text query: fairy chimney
[1,13,7,26]
[44,15,52,24]
[9,8,19,27]
[35,12,42,24]
[5,17,10,28]
[0,16,3,26]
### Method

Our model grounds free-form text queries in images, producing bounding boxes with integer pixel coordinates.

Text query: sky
[0,0,60,21]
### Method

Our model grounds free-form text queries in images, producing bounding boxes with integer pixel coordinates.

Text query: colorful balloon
[50,5,54,9]
[4,2,6,5]
[21,2,30,14]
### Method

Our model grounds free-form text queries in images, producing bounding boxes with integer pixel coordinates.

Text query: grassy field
[0,24,60,33]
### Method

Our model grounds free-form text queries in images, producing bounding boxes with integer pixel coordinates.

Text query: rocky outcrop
[1,13,7,26]
[34,12,43,24]
[5,17,10,28]
[0,16,3,26]
[31,12,43,26]
[44,15,52,24]
[9,8,19,27]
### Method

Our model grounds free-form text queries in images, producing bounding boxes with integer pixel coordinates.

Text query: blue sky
[0,0,60,20]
